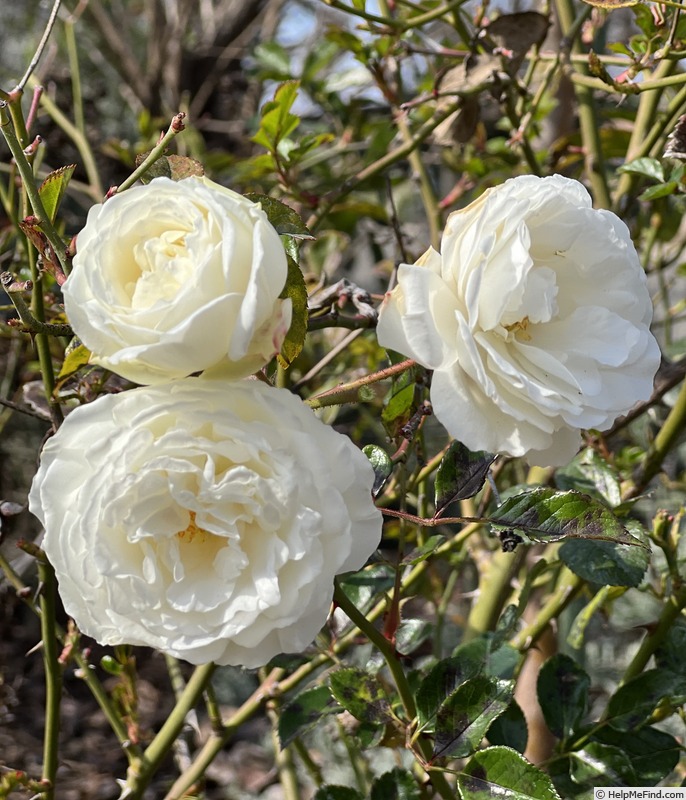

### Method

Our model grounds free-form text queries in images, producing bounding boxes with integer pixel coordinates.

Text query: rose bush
[63,176,292,384]
[29,378,382,667]
[376,175,661,466]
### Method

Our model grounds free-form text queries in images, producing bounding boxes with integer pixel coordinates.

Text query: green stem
[510,567,584,651]
[116,113,187,194]
[628,375,686,497]
[1,273,72,336]
[306,101,461,230]
[333,582,455,799]
[28,80,104,201]
[268,705,300,800]
[37,558,62,800]
[555,0,610,207]
[612,56,678,210]
[0,101,69,274]
[124,662,216,799]
[619,584,686,686]
[463,548,527,642]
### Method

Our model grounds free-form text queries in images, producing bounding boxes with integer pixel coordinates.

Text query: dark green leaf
[555,448,622,507]
[489,489,646,548]
[370,768,421,800]
[618,157,664,182]
[337,564,395,611]
[277,255,308,369]
[329,668,392,724]
[416,651,483,730]
[434,677,514,759]
[434,441,496,514]
[38,165,76,223]
[486,700,528,753]
[362,444,393,497]
[395,618,433,656]
[458,746,561,800]
[559,534,649,587]
[313,787,364,800]
[537,654,589,740]
[244,194,313,239]
[606,668,686,731]
[278,685,337,748]
[569,742,636,787]
[592,726,681,785]
[654,618,686,677]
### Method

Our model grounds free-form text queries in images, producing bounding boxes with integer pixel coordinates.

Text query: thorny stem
[0,101,69,275]
[115,113,187,194]
[306,358,415,409]
[1,272,73,337]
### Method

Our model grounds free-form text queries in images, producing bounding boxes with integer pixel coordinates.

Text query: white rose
[28,378,382,668]
[376,175,661,466]
[63,176,292,384]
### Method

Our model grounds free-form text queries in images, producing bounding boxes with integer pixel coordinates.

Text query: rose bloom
[29,378,382,667]
[63,176,292,384]
[377,175,661,466]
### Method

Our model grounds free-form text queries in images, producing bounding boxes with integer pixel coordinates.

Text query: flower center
[504,316,532,341]
[176,511,208,544]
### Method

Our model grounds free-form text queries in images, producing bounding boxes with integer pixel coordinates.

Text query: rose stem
[554,0,611,208]
[115,112,187,194]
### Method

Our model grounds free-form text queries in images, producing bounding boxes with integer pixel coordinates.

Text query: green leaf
[135,153,204,183]
[278,685,337,748]
[537,654,589,740]
[569,742,636,787]
[618,157,664,182]
[329,668,392,724]
[558,533,650,587]
[489,489,646,549]
[555,448,622,507]
[606,668,686,731]
[434,677,514,759]
[592,726,681,785]
[395,618,433,657]
[401,535,446,566]
[337,563,395,611]
[370,768,421,800]
[434,441,496,515]
[244,194,313,239]
[416,651,483,730]
[57,343,91,379]
[654,618,686,677]
[314,787,364,800]
[639,181,679,201]
[486,700,528,753]
[39,165,76,223]
[458,746,561,800]
[277,255,308,369]
[362,444,393,497]
[253,41,291,78]
[252,80,301,154]
[381,381,416,430]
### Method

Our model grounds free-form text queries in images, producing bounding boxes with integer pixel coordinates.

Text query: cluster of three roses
[29,174,659,667]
